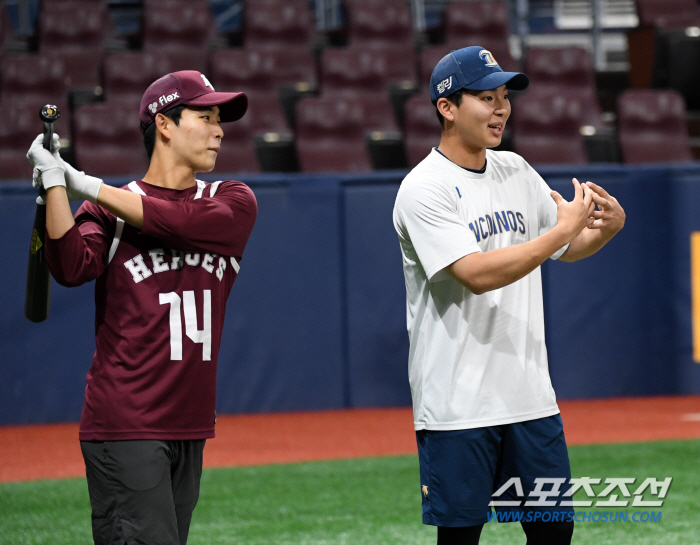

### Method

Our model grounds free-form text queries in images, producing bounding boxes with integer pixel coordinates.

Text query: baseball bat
[24,104,60,323]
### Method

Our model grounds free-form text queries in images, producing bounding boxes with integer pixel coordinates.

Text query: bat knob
[39,104,60,123]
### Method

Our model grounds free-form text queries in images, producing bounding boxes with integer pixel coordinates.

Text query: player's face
[169,106,223,173]
[451,85,510,151]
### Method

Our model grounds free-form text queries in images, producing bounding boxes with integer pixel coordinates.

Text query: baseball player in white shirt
[393,46,625,545]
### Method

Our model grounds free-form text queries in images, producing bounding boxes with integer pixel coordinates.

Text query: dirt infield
[1,396,700,483]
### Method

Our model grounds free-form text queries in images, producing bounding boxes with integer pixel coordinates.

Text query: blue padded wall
[1,162,700,425]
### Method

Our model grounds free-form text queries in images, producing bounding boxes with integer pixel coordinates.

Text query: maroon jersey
[45,179,257,441]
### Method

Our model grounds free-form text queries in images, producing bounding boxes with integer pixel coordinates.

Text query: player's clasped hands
[550,178,596,240]
[26,133,102,204]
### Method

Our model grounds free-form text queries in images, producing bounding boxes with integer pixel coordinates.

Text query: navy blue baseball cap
[430,46,529,104]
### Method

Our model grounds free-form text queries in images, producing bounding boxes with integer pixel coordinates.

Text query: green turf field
[1,439,698,545]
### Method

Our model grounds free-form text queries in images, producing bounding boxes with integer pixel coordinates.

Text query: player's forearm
[96,184,144,230]
[45,186,76,239]
[448,225,571,294]
[559,226,618,262]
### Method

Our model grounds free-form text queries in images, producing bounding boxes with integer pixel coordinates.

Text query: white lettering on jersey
[201,253,215,273]
[159,292,183,360]
[124,255,153,283]
[216,257,227,281]
[124,249,235,283]
[150,248,169,273]
[184,290,212,360]
[171,250,184,270]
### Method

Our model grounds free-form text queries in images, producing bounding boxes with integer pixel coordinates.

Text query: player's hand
[585,181,625,233]
[27,133,65,192]
[550,178,596,240]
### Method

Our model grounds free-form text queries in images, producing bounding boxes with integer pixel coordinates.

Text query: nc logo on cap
[480,50,499,67]
[437,76,453,95]
[148,102,158,114]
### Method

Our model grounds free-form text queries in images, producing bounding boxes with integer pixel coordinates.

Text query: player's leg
[417,428,502,545]
[169,439,206,545]
[437,524,484,544]
[493,414,574,545]
[81,440,179,545]
[520,521,574,545]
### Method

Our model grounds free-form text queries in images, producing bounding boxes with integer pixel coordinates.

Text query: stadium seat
[444,1,510,45]
[38,1,112,51]
[635,0,700,29]
[142,1,215,50]
[73,102,148,176]
[48,50,104,90]
[511,91,588,165]
[524,47,604,128]
[403,93,441,168]
[321,45,417,95]
[616,89,693,164]
[244,0,314,48]
[295,94,399,172]
[213,93,294,174]
[0,104,43,180]
[0,53,68,111]
[103,51,174,103]
[345,0,414,48]
[210,46,317,96]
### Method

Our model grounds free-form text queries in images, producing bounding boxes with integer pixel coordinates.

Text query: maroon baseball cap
[139,70,248,132]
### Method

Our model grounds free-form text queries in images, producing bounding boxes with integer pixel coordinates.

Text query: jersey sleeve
[140,181,257,258]
[44,201,114,287]
[394,177,481,282]
[526,161,570,260]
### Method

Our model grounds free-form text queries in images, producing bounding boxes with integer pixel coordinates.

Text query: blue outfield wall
[1,163,700,425]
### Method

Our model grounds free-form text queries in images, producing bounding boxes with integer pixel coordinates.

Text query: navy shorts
[417,414,573,527]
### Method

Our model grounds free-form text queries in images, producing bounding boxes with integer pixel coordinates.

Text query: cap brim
[185,92,248,122]
[466,72,529,92]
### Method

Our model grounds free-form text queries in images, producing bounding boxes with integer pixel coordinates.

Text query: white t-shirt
[393,148,569,431]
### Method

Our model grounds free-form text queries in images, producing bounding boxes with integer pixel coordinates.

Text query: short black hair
[436,89,465,128]
[143,105,186,159]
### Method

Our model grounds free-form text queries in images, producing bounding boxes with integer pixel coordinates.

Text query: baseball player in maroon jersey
[25,71,257,545]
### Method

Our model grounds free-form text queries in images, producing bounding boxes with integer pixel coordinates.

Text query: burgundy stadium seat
[617,89,693,164]
[244,0,314,48]
[213,93,292,174]
[1,54,68,113]
[635,0,700,29]
[38,1,112,51]
[143,1,215,51]
[444,1,510,44]
[0,104,44,180]
[73,102,148,176]
[345,0,414,47]
[295,95,398,172]
[103,51,174,103]
[511,91,588,165]
[403,93,442,168]
[210,46,317,96]
[321,45,417,95]
[48,50,104,90]
[525,47,603,128]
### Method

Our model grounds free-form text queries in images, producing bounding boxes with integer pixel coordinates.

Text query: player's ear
[436,97,455,123]
[154,112,172,140]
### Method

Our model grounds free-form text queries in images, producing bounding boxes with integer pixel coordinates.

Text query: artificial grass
[0,440,698,545]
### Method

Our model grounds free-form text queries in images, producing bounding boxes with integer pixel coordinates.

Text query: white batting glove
[32,133,103,205]
[27,133,65,192]
[61,160,102,203]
